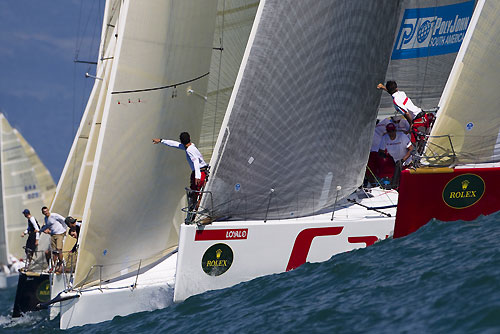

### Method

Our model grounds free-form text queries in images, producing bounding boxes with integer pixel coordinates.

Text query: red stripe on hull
[348,236,379,247]
[286,227,343,271]
[394,167,500,238]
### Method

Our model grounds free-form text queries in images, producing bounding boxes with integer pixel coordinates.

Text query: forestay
[379,0,476,117]
[74,0,218,287]
[424,0,500,165]
[203,0,401,221]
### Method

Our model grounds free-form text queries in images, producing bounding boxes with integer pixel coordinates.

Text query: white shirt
[370,118,391,152]
[161,140,207,179]
[392,91,421,119]
[379,132,412,162]
[391,118,410,133]
[40,213,67,235]
[24,216,40,240]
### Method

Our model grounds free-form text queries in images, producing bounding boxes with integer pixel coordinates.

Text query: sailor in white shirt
[378,123,414,188]
[40,206,67,273]
[153,132,208,222]
[377,81,423,124]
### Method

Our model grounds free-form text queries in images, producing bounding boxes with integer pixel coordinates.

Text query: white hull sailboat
[39,0,500,329]
[0,113,56,288]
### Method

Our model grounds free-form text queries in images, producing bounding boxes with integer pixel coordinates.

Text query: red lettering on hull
[286,227,344,271]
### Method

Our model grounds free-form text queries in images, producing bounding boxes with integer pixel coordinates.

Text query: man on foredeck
[152,132,208,222]
[39,206,67,273]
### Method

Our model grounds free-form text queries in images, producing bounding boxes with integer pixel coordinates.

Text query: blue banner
[391,0,475,60]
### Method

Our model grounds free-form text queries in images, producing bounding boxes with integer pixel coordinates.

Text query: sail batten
[203,0,401,221]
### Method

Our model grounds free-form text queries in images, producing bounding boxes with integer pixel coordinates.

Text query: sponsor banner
[442,174,485,209]
[394,167,500,238]
[201,243,233,276]
[195,228,248,241]
[392,0,474,60]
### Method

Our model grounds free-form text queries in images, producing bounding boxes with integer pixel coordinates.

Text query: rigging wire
[212,0,226,157]
[417,0,438,107]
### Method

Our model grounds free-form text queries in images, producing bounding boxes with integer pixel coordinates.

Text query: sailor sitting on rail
[378,123,414,189]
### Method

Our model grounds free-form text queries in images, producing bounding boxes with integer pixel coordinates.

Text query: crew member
[39,207,67,273]
[378,123,413,189]
[377,81,423,124]
[20,209,40,267]
[153,132,208,222]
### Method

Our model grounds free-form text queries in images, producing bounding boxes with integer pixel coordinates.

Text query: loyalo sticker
[201,243,233,276]
[392,0,474,60]
[195,228,248,241]
[442,174,485,209]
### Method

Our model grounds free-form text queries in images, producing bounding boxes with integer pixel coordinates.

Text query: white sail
[68,32,117,219]
[0,114,55,264]
[425,0,500,164]
[73,0,218,287]
[199,0,259,160]
[51,1,121,217]
[379,0,476,117]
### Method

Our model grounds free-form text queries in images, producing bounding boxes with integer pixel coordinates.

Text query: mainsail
[424,0,500,165]
[202,0,401,221]
[379,0,476,117]
[73,0,218,287]
[0,114,56,265]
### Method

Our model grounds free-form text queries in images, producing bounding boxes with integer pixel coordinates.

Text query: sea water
[1,212,499,333]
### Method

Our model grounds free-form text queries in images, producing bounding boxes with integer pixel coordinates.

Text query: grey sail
[203,0,401,221]
[379,0,476,117]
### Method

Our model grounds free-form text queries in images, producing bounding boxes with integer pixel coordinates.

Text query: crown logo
[462,180,470,190]
[216,249,222,259]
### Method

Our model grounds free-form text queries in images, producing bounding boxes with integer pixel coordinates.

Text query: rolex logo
[443,174,485,209]
[202,243,234,276]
